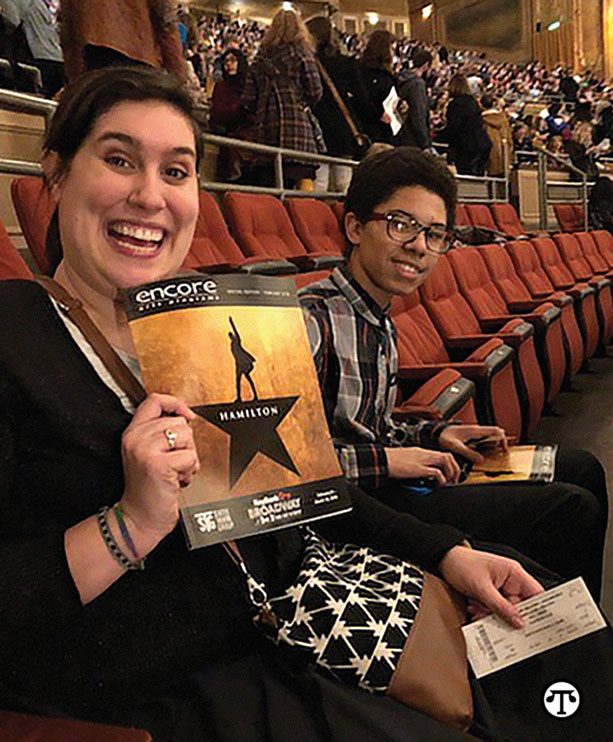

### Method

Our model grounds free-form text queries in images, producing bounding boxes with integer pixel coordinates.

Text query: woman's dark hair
[344,147,458,239]
[480,94,495,110]
[448,74,471,97]
[221,48,248,86]
[305,16,339,56]
[360,30,395,71]
[43,66,203,186]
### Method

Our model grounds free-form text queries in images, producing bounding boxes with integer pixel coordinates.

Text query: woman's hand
[439,546,544,628]
[385,446,461,486]
[438,424,508,464]
[120,393,200,546]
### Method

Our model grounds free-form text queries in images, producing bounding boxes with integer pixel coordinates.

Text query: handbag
[315,58,371,155]
[34,277,473,731]
[225,528,473,730]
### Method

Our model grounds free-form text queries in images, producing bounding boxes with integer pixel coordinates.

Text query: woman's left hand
[438,424,508,464]
[439,546,544,628]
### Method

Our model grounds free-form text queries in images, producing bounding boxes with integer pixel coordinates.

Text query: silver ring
[164,429,179,451]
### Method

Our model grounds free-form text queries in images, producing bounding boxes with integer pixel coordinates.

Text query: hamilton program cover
[123,273,351,548]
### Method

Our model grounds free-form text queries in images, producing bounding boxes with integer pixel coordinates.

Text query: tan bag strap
[35,276,147,408]
[315,58,369,149]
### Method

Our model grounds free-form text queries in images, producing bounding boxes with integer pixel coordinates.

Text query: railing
[0,87,510,205]
[535,149,590,230]
[200,132,357,199]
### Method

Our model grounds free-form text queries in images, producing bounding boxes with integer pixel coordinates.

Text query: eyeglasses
[366,210,451,254]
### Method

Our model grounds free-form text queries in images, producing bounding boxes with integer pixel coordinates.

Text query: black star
[193,396,300,488]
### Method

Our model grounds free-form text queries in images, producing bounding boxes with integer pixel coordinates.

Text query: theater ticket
[462,578,606,678]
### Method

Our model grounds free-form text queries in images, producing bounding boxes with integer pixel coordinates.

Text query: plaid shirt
[299,266,446,491]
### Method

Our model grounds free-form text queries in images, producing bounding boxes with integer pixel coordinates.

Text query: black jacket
[397,71,431,149]
[313,51,373,158]
[444,94,492,158]
[359,64,396,144]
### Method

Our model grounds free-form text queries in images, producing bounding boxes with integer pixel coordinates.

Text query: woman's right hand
[120,393,200,547]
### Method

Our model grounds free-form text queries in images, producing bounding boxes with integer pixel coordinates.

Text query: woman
[358,29,398,145]
[306,15,372,193]
[444,73,492,175]
[242,8,323,189]
[209,48,251,182]
[0,66,554,741]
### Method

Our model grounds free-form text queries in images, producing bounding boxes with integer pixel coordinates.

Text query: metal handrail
[535,149,589,230]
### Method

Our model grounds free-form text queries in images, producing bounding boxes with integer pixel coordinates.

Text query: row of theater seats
[4,178,613,444]
[456,200,586,236]
[9,177,347,280]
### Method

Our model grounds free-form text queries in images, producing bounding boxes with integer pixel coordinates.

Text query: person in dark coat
[358,30,397,145]
[443,73,492,175]
[306,15,373,192]
[397,48,433,151]
[209,48,251,182]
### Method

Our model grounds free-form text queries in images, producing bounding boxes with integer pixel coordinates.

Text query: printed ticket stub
[462,577,606,678]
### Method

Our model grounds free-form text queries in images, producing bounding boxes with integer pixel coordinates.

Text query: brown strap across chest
[35,276,147,408]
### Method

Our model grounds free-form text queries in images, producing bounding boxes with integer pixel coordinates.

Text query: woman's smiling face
[55,99,199,298]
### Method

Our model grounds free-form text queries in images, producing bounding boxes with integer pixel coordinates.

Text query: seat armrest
[287,255,344,270]
[506,299,545,312]
[240,259,299,275]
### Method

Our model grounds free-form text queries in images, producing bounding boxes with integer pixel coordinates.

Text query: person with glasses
[299,147,608,600]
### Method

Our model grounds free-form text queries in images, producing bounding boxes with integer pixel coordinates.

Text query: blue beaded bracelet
[97,506,145,571]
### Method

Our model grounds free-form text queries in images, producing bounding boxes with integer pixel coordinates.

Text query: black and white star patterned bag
[226,528,473,730]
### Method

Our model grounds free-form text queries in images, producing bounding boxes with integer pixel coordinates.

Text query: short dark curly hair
[344,147,458,240]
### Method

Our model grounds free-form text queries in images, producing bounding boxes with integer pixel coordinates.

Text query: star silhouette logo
[193,397,300,488]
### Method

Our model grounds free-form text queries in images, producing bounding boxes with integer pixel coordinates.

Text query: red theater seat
[448,246,563,409]
[0,220,33,279]
[554,203,585,232]
[573,231,613,279]
[285,198,345,256]
[455,204,471,227]
[490,203,529,238]
[477,242,582,380]
[464,204,498,232]
[419,254,545,438]
[330,200,345,226]
[11,176,56,275]
[391,291,521,439]
[553,232,613,345]
[223,192,342,270]
[591,230,613,269]
[529,236,600,358]
[185,191,298,275]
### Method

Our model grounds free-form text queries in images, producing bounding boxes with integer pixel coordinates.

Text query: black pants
[371,449,608,600]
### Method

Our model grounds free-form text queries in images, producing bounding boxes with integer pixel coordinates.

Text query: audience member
[306,16,372,193]
[209,48,251,182]
[0,0,63,97]
[242,8,323,189]
[59,0,185,81]
[480,93,513,176]
[299,147,608,600]
[397,48,433,151]
[358,30,398,145]
[443,73,492,175]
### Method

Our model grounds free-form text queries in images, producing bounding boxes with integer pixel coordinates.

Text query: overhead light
[422,4,434,20]
[547,20,561,31]
[367,12,379,25]
[282,2,292,10]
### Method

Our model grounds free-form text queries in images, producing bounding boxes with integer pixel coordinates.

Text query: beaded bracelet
[113,503,141,563]
[97,506,145,571]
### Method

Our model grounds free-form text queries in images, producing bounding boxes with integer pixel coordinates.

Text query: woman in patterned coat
[242,8,323,188]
